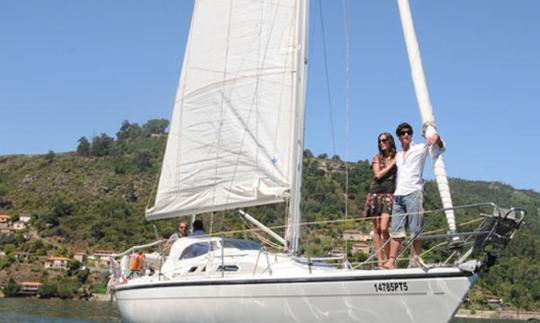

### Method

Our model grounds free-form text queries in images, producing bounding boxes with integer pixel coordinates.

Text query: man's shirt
[166,232,184,245]
[191,230,207,237]
[394,142,430,196]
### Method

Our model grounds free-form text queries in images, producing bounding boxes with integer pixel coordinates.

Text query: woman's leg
[380,212,390,261]
[372,217,384,267]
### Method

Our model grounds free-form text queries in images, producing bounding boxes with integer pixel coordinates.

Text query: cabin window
[179,242,216,260]
[217,265,239,272]
[189,266,198,273]
[222,239,261,251]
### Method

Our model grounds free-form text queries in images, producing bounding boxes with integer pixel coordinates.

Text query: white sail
[397,0,456,232]
[146,0,307,220]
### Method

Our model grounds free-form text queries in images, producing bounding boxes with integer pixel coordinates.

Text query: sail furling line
[396,0,457,233]
[341,0,352,268]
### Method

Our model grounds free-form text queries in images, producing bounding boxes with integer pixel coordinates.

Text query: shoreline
[89,293,114,302]
[455,309,540,321]
[0,293,113,302]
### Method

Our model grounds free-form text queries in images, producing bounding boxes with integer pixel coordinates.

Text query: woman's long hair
[377,132,396,158]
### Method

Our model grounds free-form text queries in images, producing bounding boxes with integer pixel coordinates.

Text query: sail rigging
[113,3,528,323]
[284,0,309,255]
[146,0,308,222]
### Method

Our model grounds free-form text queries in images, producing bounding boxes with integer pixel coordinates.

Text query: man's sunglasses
[399,130,412,136]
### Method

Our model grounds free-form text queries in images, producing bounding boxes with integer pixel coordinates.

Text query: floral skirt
[363,193,394,218]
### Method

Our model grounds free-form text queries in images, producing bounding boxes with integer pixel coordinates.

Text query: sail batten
[147,0,305,220]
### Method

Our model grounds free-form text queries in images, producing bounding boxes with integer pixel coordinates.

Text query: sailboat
[110,1,526,322]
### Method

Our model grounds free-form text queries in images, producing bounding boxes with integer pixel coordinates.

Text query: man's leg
[385,197,406,269]
[405,191,424,264]
[412,240,422,258]
[386,238,402,269]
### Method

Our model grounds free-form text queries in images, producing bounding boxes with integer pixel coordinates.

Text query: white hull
[115,268,477,323]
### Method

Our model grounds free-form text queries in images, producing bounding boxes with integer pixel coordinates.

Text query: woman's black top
[368,155,396,194]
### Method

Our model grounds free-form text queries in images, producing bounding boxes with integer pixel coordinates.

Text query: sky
[1,1,539,193]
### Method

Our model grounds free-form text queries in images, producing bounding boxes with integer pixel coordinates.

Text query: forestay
[146,0,307,220]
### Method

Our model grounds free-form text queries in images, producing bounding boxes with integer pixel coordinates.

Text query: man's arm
[427,134,444,149]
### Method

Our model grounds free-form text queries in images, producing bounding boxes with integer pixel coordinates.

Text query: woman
[363,132,397,269]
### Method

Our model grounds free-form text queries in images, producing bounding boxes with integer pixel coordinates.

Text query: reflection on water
[0,297,528,323]
[0,298,121,323]
[451,318,523,323]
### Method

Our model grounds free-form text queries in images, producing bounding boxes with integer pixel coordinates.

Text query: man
[166,221,188,249]
[384,122,444,269]
[191,219,207,237]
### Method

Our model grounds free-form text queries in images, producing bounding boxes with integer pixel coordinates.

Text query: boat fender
[129,252,145,272]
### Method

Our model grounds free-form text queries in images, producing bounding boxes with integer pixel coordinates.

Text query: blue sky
[1,1,539,193]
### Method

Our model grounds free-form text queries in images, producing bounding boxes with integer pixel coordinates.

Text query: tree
[55,245,70,257]
[331,154,342,161]
[134,150,152,171]
[67,260,89,284]
[51,198,74,218]
[38,282,57,298]
[77,136,91,156]
[142,119,169,137]
[90,133,115,157]
[116,120,142,142]
[45,150,55,163]
[303,149,314,158]
[25,239,47,256]
[3,278,21,297]
[0,195,12,209]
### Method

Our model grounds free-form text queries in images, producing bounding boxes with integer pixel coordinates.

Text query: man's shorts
[390,190,424,239]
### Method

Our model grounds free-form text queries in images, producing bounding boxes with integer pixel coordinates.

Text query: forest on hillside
[0,119,539,309]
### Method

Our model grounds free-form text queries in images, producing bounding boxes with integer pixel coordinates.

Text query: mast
[285,0,310,255]
[396,0,457,233]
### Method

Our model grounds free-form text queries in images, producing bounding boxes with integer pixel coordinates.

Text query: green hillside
[0,119,538,309]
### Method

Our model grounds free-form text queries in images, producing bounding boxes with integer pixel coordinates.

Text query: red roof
[19,281,43,286]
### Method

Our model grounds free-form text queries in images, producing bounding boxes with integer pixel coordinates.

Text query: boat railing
[108,202,526,284]
[253,246,273,276]
[108,239,165,283]
[110,239,165,258]
[350,202,526,270]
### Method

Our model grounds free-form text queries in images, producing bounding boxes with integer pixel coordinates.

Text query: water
[0,298,121,323]
[451,318,524,323]
[0,298,530,323]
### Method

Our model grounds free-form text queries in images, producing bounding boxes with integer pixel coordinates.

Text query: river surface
[0,298,526,323]
[0,298,121,323]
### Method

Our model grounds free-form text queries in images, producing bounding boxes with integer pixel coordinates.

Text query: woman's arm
[373,155,396,180]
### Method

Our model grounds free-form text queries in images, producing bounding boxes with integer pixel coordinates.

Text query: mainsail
[146,0,308,221]
[397,0,456,232]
